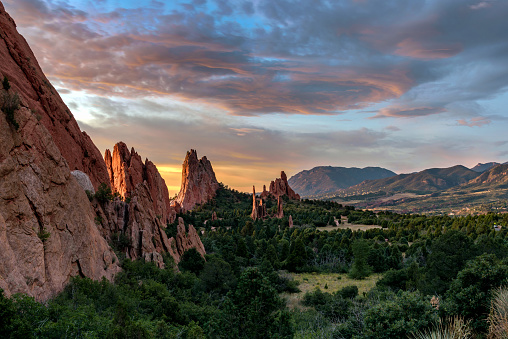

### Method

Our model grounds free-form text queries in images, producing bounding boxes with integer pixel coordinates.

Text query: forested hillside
[2,184,508,338]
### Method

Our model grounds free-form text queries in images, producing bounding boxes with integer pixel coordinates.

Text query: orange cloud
[372,106,446,119]
[394,38,462,60]
[457,116,491,127]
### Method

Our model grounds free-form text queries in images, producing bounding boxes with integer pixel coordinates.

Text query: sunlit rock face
[0,2,109,190]
[174,149,219,212]
[104,142,175,224]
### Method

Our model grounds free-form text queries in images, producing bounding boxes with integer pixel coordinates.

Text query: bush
[1,91,20,129]
[364,290,438,339]
[95,183,114,203]
[338,285,358,299]
[178,248,205,275]
[2,76,10,90]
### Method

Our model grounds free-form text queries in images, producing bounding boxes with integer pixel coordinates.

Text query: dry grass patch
[317,223,382,232]
[282,272,381,309]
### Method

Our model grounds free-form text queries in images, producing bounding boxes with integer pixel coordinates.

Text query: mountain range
[289,162,508,213]
[288,166,396,197]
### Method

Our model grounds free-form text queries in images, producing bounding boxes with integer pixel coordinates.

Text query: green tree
[349,239,372,279]
[178,248,205,275]
[94,182,114,203]
[2,76,10,90]
[199,256,236,293]
[219,268,293,338]
[364,290,438,339]
[422,230,476,295]
[0,289,17,338]
[286,238,307,272]
[236,238,249,258]
[446,253,508,332]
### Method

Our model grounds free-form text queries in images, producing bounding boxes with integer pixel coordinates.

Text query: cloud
[371,106,446,119]
[385,125,401,132]
[394,38,462,60]
[470,2,492,10]
[456,116,491,127]
[3,0,508,193]
[5,0,508,119]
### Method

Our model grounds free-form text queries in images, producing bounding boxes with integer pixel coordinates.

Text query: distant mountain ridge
[317,163,508,214]
[341,165,481,195]
[470,162,501,173]
[464,163,508,188]
[288,166,396,197]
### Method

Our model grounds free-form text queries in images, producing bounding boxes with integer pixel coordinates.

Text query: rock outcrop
[251,186,267,220]
[0,96,119,301]
[174,149,219,212]
[276,196,284,219]
[175,217,206,259]
[0,2,110,190]
[105,142,175,224]
[261,171,300,200]
[71,170,95,194]
[0,2,206,300]
[289,215,294,228]
[95,143,208,267]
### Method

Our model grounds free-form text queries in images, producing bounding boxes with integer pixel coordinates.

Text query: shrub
[178,248,205,275]
[1,91,20,129]
[411,316,471,339]
[95,183,114,203]
[2,76,10,90]
[338,285,359,299]
[364,290,439,339]
[37,228,51,243]
[488,287,508,338]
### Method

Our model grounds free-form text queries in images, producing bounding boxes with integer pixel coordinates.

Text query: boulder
[71,170,95,194]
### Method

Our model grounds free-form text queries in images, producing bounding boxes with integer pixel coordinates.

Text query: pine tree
[349,239,372,279]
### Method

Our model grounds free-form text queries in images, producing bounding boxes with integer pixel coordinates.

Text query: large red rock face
[105,142,174,224]
[0,2,110,190]
[174,149,219,212]
[0,96,120,301]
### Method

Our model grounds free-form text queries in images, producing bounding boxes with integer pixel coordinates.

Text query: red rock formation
[0,3,206,297]
[289,215,294,228]
[0,96,119,301]
[211,211,218,221]
[0,3,109,190]
[260,185,269,199]
[268,171,300,200]
[105,142,175,224]
[175,217,206,259]
[174,149,219,212]
[251,186,267,220]
[93,184,206,267]
[276,196,284,219]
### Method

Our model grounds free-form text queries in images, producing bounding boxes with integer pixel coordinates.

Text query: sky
[3,0,508,195]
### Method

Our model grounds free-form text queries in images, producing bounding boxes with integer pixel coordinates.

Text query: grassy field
[316,223,382,232]
[281,272,381,309]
